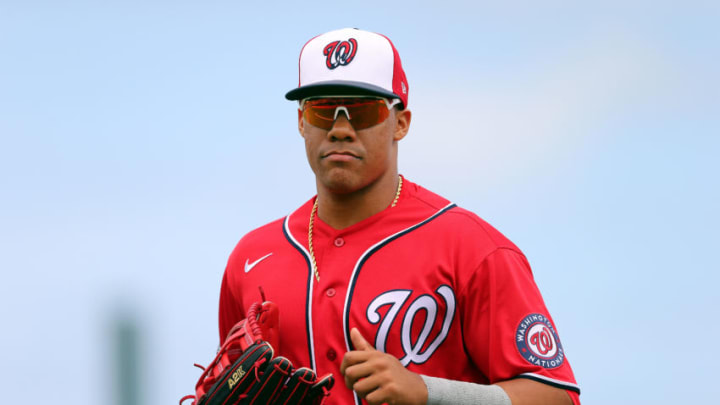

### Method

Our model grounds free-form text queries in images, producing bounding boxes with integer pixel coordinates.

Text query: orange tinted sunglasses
[301,97,401,130]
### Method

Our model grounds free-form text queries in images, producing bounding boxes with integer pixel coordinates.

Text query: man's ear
[298,109,305,137]
[393,108,412,141]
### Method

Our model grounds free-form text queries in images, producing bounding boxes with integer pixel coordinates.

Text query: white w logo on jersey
[366,285,456,366]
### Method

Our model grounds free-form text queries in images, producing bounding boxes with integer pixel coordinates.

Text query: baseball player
[218,28,581,405]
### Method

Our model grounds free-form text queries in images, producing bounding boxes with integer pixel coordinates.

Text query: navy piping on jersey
[517,373,581,394]
[282,216,317,372]
[342,203,457,405]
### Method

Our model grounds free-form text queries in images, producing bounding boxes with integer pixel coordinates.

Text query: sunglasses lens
[302,98,391,130]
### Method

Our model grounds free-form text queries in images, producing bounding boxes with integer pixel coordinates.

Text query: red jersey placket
[308,215,355,401]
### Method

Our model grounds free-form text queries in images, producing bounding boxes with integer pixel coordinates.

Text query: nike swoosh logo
[244,253,273,273]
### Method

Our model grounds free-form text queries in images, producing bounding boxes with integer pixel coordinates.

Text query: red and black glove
[181,301,334,405]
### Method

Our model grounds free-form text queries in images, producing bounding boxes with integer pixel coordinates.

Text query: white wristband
[421,375,511,405]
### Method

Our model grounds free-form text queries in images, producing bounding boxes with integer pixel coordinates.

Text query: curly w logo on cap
[323,38,358,69]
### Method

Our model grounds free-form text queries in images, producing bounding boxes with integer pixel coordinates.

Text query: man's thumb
[350,327,373,351]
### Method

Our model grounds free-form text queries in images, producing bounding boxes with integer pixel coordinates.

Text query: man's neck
[316,172,400,230]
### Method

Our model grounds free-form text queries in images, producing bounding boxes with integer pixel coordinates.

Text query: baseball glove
[180,301,334,405]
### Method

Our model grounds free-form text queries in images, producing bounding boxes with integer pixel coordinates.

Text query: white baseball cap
[285,28,409,108]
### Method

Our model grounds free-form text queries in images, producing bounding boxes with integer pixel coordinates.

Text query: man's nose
[327,111,356,141]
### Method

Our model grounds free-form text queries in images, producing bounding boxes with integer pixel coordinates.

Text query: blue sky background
[1,1,718,404]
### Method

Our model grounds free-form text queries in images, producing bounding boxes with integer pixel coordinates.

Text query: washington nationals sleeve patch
[515,313,565,369]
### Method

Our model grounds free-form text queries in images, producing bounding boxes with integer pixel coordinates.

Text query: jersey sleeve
[218,266,244,345]
[460,248,581,399]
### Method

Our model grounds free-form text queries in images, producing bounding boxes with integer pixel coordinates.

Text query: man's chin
[320,171,364,194]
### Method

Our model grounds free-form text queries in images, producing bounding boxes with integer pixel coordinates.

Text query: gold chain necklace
[308,175,403,283]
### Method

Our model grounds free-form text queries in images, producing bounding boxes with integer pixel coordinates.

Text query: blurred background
[1,1,718,404]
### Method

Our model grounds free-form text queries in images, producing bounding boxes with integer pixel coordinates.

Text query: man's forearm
[421,375,511,405]
[422,375,572,405]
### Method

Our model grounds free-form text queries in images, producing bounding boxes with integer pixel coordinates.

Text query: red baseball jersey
[219,178,580,405]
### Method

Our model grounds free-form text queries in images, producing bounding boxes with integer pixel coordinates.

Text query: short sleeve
[460,248,580,396]
[218,267,244,345]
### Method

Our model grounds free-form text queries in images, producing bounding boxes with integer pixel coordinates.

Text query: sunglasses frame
[299,97,401,111]
[299,97,401,130]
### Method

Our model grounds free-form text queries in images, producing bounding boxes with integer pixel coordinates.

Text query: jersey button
[326,288,336,297]
[334,237,345,247]
[326,349,337,361]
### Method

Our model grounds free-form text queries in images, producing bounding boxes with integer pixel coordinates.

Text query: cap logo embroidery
[323,38,358,69]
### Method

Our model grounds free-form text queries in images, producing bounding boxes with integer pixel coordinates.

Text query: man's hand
[340,328,428,405]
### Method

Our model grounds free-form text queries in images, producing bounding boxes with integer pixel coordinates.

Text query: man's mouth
[322,151,360,160]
